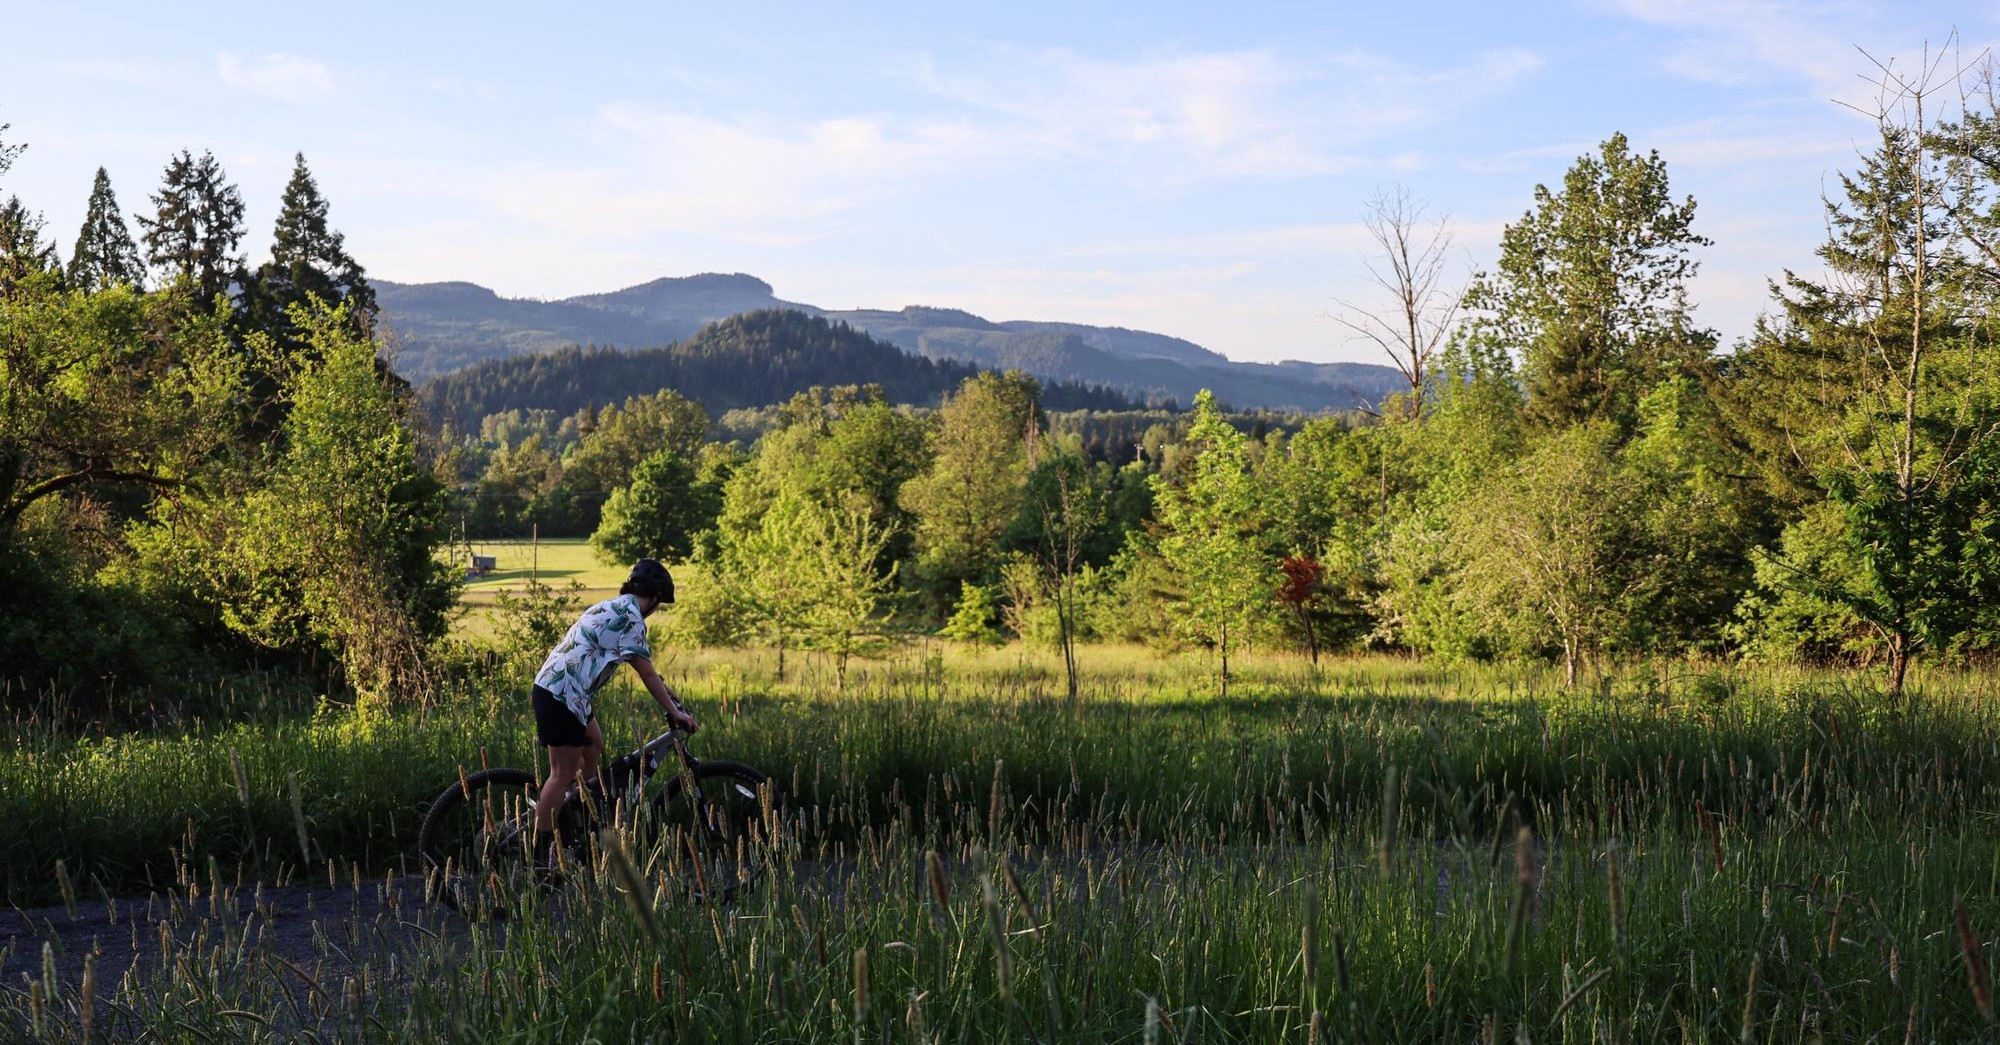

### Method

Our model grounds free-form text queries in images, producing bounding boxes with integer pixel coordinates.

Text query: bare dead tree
[1044,463,1090,704]
[1330,186,1465,417]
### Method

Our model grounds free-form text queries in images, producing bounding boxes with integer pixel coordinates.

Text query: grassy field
[8,647,2000,1040]
[451,537,624,640]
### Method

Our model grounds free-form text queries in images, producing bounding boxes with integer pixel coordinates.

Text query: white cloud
[1608,0,1858,90]
[217,51,333,101]
[478,104,999,247]
[1645,117,1857,167]
[1462,115,1854,177]
[913,45,1543,181]
[468,42,1546,250]
[1598,0,1996,112]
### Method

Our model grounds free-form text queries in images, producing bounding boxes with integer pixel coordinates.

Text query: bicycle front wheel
[651,761,779,902]
[416,767,539,911]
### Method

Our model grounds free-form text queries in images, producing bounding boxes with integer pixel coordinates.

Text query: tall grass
[8,647,2000,1040]
[7,648,2000,907]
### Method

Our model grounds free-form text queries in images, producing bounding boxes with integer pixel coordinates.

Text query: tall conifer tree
[0,196,60,295]
[0,121,20,181]
[139,149,246,302]
[248,153,374,340]
[69,167,145,292]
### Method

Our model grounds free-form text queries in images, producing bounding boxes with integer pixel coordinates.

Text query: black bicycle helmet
[622,558,675,603]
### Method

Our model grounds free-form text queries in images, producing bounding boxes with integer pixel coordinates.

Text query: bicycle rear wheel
[650,761,779,902]
[416,767,539,912]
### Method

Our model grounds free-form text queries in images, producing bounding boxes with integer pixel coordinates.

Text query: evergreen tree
[0,121,20,180]
[68,167,145,292]
[940,582,1002,644]
[1467,133,1714,432]
[0,196,60,295]
[718,487,819,681]
[247,153,375,339]
[0,125,52,294]
[139,150,246,303]
[1732,124,2000,693]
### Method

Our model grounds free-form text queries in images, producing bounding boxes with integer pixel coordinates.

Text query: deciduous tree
[797,500,898,691]
[1467,133,1713,432]
[559,388,709,525]
[1450,422,1639,687]
[1150,390,1273,697]
[590,446,724,565]
[220,304,456,702]
[1331,186,1464,415]
[902,371,1041,611]
[0,283,241,529]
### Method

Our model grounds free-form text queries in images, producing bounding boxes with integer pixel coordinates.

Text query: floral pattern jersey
[533,593,652,722]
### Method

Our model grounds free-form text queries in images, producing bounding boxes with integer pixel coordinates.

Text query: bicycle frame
[563,727,706,830]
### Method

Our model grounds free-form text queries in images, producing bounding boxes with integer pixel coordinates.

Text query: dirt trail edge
[1,875,462,992]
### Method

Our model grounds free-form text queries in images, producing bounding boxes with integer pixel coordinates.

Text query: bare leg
[536,745,584,833]
[580,719,605,784]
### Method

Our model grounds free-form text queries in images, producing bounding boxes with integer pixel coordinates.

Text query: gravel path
[2,874,465,1003]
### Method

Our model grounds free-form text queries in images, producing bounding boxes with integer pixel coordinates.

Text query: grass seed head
[1958,900,1994,1022]
[926,849,952,917]
[853,946,870,1025]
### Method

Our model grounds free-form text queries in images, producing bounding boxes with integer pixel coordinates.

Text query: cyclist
[530,557,699,870]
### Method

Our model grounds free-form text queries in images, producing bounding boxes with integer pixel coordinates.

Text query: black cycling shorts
[532,686,594,748]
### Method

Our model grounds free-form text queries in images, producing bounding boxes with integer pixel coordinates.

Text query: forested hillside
[376,274,1409,409]
[829,306,1404,408]
[420,309,1136,434]
[377,273,812,377]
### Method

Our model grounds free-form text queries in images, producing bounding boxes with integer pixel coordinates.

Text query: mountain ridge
[420,309,1138,434]
[375,273,1406,411]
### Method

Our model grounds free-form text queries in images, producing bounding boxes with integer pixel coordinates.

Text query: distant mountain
[376,273,1407,410]
[421,310,1136,434]
[378,273,804,378]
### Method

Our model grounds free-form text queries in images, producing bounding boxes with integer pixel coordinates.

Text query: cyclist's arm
[629,656,699,733]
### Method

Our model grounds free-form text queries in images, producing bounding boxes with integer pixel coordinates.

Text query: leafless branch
[1327,186,1466,417]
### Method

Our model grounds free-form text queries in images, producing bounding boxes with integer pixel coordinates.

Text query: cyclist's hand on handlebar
[668,701,700,734]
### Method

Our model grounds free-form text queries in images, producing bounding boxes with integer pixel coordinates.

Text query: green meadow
[450,538,625,640]
[8,649,2000,1040]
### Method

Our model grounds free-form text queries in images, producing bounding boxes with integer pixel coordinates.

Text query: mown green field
[451,537,624,639]
[8,648,2000,1041]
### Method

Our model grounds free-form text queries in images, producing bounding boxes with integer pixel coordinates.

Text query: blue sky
[3,1,1995,364]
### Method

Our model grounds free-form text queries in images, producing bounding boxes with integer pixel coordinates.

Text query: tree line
[0,133,451,707]
[5,54,1998,708]
[578,95,2000,699]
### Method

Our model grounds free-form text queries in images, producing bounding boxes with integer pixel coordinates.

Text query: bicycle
[416,722,778,912]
